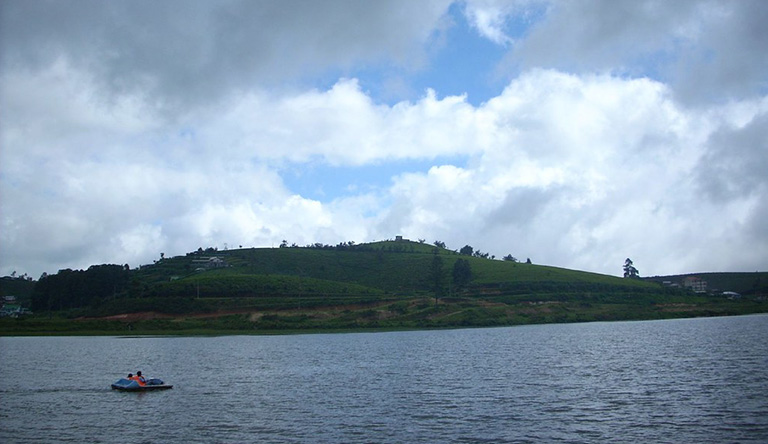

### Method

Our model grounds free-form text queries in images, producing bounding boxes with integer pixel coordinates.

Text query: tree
[31,264,131,312]
[623,258,639,278]
[474,250,490,259]
[503,254,518,262]
[429,252,445,304]
[452,259,472,291]
[433,240,446,249]
[459,245,474,256]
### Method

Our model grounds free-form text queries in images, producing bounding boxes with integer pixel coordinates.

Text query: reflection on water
[2,315,767,443]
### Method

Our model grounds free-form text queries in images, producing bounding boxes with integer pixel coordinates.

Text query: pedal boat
[111,377,173,391]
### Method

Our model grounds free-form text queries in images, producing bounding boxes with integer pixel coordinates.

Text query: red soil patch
[96,312,174,321]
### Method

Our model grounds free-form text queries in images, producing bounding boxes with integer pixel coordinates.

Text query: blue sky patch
[280,156,468,202]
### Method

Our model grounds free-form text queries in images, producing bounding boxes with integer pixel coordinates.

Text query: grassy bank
[3,294,765,336]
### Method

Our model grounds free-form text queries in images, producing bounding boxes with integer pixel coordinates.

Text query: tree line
[31,265,131,312]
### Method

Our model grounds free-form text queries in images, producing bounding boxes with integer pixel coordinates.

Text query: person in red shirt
[129,371,147,386]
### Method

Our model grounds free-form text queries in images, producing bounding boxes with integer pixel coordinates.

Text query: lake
[1,315,767,443]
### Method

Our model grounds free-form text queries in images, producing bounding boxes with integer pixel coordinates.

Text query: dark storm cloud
[486,186,561,228]
[0,0,449,110]
[670,0,768,104]
[508,0,768,105]
[697,110,768,202]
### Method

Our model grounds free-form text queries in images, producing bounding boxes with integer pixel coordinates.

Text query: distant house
[192,256,227,270]
[207,257,225,268]
[0,296,25,318]
[683,276,708,293]
[0,303,31,318]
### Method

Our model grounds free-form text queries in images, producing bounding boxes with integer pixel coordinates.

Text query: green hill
[3,240,766,335]
[152,241,649,289]
[129,240,656,302]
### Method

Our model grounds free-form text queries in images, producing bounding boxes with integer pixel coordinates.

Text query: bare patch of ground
[96,312,174,321]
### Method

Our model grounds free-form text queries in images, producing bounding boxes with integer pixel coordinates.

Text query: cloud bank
[1,0,766,278]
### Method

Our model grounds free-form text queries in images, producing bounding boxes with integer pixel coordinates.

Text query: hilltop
[2,240,767,334]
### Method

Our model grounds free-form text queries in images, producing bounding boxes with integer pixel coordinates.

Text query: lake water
[1,315,767,443]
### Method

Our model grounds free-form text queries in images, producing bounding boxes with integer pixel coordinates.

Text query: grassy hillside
[138,241,653,293]
[3,240,766,334]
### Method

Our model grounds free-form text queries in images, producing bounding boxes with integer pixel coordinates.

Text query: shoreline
[3,310,766,337]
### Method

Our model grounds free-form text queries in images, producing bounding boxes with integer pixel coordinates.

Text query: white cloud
[463,0,549,45]
[463,2,513,45]
[189,79,481,166]
[3,64,767,277]
[116,225,165,265]
[375,70,765,275]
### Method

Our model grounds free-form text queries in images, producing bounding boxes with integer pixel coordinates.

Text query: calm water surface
[1,315,767,443]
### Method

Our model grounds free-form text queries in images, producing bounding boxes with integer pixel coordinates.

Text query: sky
[1,0,767,279]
